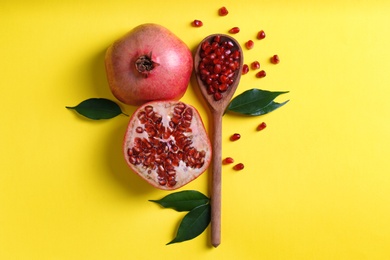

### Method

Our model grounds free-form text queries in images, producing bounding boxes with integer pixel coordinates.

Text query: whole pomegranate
[123,100,212,190]
[105,24,193,106]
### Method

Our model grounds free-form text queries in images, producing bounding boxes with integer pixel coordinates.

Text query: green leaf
[66,98,128,120]
[227,88,289,116]
[149,190,210,212]
[167,203,211,245]
[248,100,290,116]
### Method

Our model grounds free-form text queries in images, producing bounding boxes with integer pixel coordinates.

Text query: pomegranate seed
[214,92,223,101]
[270,54,280,64]
[251,61,260,70]
[245,40,254,50]
[135,126,143,133]
[223,157,234,164]
[257,122,267,131]
[242,64,249,75]
[219,6,229,16]
[229,27,240,34]
[257,30,266,40]
[230,133,241,141]
[256,70,266,78]
[192,20,203,27]
[233,163,244,171]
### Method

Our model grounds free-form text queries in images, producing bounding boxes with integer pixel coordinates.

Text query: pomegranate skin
[123,100,212,190]
[105,24,193,106]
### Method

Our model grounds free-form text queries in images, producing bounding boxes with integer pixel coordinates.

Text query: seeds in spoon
[198,36,241,101]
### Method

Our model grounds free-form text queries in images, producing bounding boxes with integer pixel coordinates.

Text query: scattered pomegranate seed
[242,64,249,75]
[251,61,260,70]
[219,6,229,16]
[229,27,240,34]
[223,157,234,164]
[192,20,203,27]
[257,122,267,131]
[257,30,266,40]
[245,40,254,50]
[233,163,245,171]
[270,54,280,64]
[230,133,241,141]
[256,70,266,78]
[198,36,241,101]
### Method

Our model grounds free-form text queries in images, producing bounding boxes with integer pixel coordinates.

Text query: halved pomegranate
[123,101,212,190]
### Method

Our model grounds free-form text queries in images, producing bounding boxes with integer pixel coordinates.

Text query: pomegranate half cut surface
[123,101,212,190]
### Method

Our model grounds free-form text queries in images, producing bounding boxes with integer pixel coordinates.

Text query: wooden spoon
[194,34,243,247]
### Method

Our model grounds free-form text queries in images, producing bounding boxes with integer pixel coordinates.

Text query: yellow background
[2,0,390,259]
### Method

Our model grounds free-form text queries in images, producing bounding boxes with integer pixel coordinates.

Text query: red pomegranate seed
[270,54,280,64]
[251,61,260,70]
[245,40,254,50]
[242,64,249,75]
[256,70,266,78]
[257,30,266,40]
[230,133,241,141]
[214,92,223,101]
[233,163,244,171]
[229,27,240,34]
[223,157,234,164]
[219,6,229,16]
[257,122,267,131]
[192,20,203,27]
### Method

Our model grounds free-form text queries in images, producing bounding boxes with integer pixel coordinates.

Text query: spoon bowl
[194,34,244,112]
[194,34,243,247]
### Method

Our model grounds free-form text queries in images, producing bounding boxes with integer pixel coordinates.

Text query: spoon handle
[211,112,223,247]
